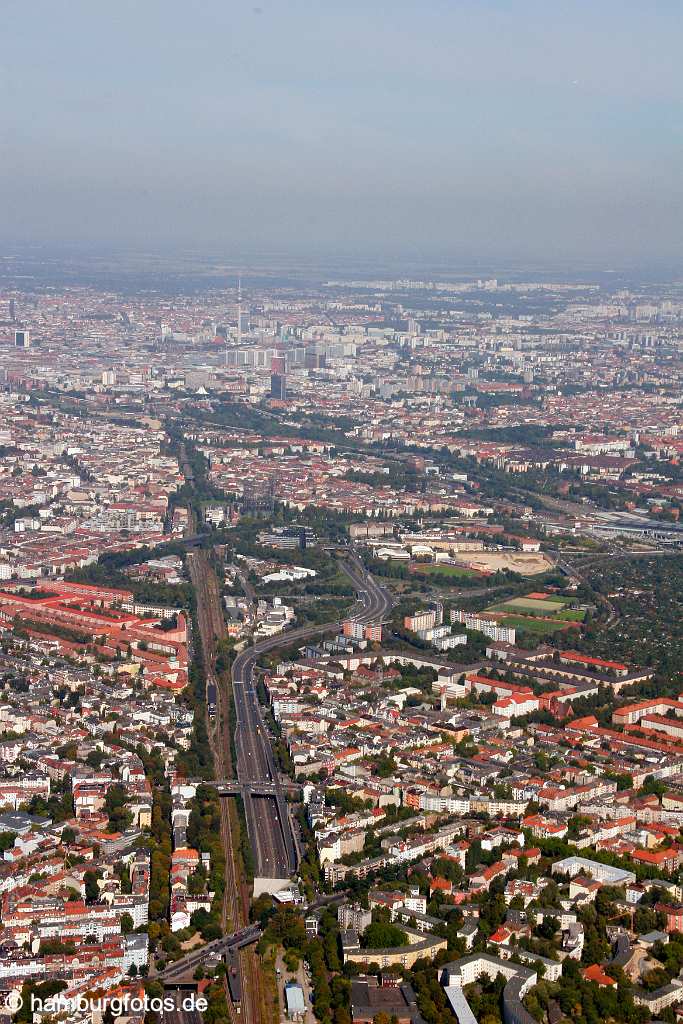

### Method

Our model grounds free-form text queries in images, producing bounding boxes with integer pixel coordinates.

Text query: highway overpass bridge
[213,779,301,798]
[222,555,393,895]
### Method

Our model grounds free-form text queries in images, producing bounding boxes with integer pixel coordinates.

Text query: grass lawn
[416,564,477,578]
[499,614,578,636]
[555,608,586,622]
[495,596,569,613]
[485,595,582,622]
[486,602,558,618]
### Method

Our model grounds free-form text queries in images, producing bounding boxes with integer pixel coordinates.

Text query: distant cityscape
[0,266,681,1024]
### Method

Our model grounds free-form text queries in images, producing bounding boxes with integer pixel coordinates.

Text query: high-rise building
[271,353,286,375]
[404,609,437,632]
[363,623,383,643]
[342,620,365,641]
[14,329,30,349]
[304,348,326,370]
[270,373,287,401]
[238,310,250,335]
[9,299,15,321]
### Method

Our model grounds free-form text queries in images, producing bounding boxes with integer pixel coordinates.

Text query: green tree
[84,869,100,904]
[362,922,408,949]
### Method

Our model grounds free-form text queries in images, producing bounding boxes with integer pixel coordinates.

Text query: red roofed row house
[0,583,189,692]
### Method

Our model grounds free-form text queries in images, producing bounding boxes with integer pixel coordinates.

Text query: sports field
[495,596,568,613]
[416,563,476,578]
[485,591,585,636]
[497,614,579,637]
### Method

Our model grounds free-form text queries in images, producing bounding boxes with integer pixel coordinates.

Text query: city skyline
[0,257,682,1024]
[2,5,683,1022]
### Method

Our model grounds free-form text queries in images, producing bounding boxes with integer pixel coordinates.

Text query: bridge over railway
[184,544,392,1014]
[157,894,346,985]
[230,553,394,892]
[158,925,262,983]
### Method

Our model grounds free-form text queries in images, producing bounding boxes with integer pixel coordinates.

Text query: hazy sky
[2,0,682,265]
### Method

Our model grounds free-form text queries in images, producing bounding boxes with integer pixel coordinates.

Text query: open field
[490,596,569,613]
[457,552,553,576]
[555,608,586,621]
[486,591,586,633]
[415,563,477,578]
[498,614,579,636]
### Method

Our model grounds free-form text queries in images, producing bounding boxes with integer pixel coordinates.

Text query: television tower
[225,277,242,368]
[237,276,242,347]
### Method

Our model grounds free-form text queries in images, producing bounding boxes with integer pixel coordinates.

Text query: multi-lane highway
[184,546,392,1021]
[231,551,393,884]
[233,643,294,882]
[341,551,394,625]
[185,548,394,889]
[232,623,334,883]
[186,551,261,1023]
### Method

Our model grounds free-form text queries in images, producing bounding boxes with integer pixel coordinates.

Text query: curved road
[341,552,394,625]
[231,554,393,882]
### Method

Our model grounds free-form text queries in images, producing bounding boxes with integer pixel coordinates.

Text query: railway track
[186,550,393,1022]
[229,554,394,882]
[186,551,264,1023]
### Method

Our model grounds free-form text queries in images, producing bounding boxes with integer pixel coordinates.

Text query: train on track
[226,948,242,1007]
[206,680,217,718]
